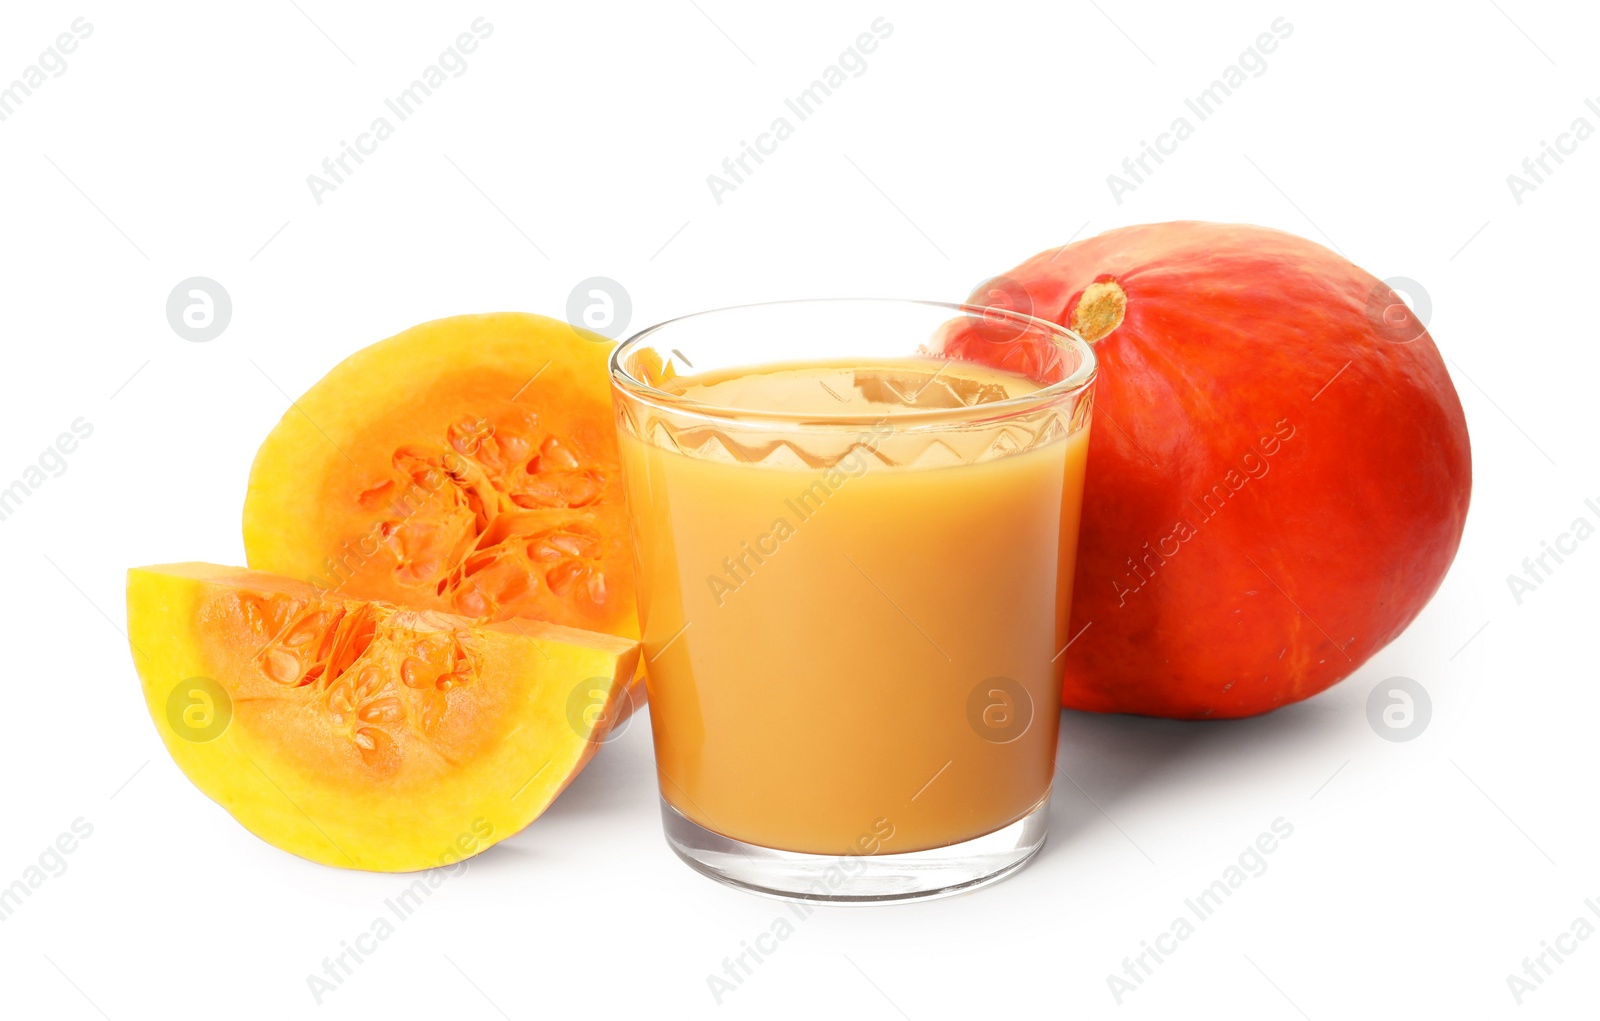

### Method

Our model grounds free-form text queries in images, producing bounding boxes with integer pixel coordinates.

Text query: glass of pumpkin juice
[609,299,1096,902]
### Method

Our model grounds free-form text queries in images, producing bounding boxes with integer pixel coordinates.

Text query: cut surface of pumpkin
[243,313,637,642]
[127,562,638,871]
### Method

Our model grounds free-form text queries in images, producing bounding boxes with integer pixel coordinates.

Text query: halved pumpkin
[127,562,638,871]
[242,313,636,642]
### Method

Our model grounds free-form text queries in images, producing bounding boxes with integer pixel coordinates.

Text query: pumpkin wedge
[127,562,638,871]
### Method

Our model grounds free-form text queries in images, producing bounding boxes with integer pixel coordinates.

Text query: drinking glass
[609,298,1096,902]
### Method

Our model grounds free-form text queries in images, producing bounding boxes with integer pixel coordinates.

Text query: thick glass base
[660,794,1051,904]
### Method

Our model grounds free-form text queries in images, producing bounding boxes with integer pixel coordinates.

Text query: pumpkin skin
[948,222,1471,718]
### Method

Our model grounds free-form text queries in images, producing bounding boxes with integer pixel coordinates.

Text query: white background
[1,1,1596,1017]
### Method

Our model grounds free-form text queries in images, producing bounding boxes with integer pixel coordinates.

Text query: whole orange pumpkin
[947,222,1472,718]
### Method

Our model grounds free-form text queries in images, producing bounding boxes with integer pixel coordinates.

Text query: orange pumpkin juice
[619,358,1090,856]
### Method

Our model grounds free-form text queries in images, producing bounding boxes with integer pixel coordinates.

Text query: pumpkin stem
[1070,279,1127,343]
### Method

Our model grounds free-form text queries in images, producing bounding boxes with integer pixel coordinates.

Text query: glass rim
[607,297,1097,428]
